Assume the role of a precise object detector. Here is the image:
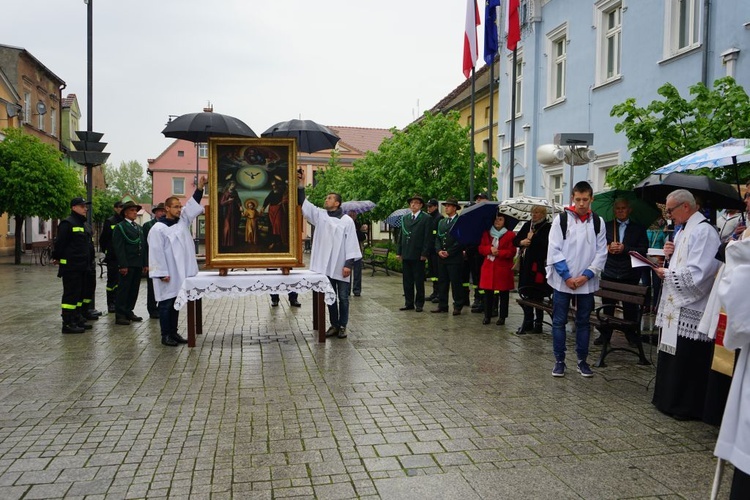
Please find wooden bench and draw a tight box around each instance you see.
[362,247,390,276]
[516,279,650,367]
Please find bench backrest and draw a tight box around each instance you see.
[371,247,389,257]
[595,280,649,306]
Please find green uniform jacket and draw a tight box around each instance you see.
[112,220,146,268]
[397,211,432,260]
[435,215,464,263]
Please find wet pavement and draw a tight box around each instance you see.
[0,257,732,499]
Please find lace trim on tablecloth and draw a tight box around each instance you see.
[175,276,336,310]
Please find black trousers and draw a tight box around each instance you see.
[437,260,464,310]
[597,277,640,341]
[82,268,96,311]
[61,272,85,316]
[115,267,142,317]
[401,259,426,308]
[105,260,119,305]
[146,274,158,316]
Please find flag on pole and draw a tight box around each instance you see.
[484,0,500,65]
[505,0,521,51]
[463,0,480,78]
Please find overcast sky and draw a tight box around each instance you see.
[4,0,488,168]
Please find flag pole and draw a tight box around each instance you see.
[508,47,517,198]
[488,59,494,196]
[470,67,476,201]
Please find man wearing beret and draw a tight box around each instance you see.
[99,200,124,313]
[112,201,147,325]
[143,203,166,319]
[52,197,95,334]
[432,197,466,315]
[397,195,432,312]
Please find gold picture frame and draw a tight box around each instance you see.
[205,137,303,270]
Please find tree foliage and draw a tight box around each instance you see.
[0,128,82,263]
[607,77,750,189]
[103,160,152,203]
[305,112,493,222]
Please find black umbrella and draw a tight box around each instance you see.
[161,111,257,142]
[634,172,744,211]
[261,119,339,153]
[450,201,519,245]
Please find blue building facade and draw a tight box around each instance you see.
[495,0,750,203]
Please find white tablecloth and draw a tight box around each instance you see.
[175,269,336,310]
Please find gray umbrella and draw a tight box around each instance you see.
[161,111,257,143]
[262,119,340,153]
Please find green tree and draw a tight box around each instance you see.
[306,149,351,206]
[608,77,750,189]
[0,128,82,264]
[104,160,152,203]
[348,111,492,221]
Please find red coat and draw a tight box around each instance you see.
[478,230,516,291]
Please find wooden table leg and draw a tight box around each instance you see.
[187,301,195,347]
[313,291,326,343]
[196,298,203,337]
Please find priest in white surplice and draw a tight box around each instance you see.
[298,179,361,339]
[652,189,721,420]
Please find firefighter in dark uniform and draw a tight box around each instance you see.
[99,200,123,313]
[431,197,466,315]
[112,201,147,325]
[52,197,95,334]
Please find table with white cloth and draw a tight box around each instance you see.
[175,270,337,346]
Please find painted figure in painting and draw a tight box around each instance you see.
[243,199,260,245]
[219,180,242,249]
[263,177,289,251]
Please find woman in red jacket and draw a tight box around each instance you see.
[478,212,517,325]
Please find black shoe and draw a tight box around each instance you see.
[170,333,188,344]
[337,327,348,339]
[415,307,423,312]
[482,317,491,325]
[496,318,505,326]
[533,322,543,334]
[62,323,85,334]
[515,327,527,335]
[325,326,340,337]
[161,336,178,346]
[399,306,414,311]
[82,313,99,321]
[115,316,131,325]
[290,301,302,307]
[452,308,463,316]
[593,335,604,346]
[471,307,483,313]
[431,308,448,313]
[77,322,93,330]
[353,293,361,297]
[107,304,116,313]
[271,300,279,307]
[431,297,440,304]
[128,313,143,322]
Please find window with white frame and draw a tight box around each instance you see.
[50,108,57,137]
[595,0,622,85]
[590,152,619,193]
[544,167,565,206]
[508,51,524,117]
[37,107,45,131]
[23,93,31,123]
[198,143,208,157]
[546,24,567,104]
[172,177,185,196]
[515,178,525,196]
[665,0,700,57]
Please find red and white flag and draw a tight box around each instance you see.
[463,0,480,78]
[505,0,521,51]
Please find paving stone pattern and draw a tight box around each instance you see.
[0,259,734,499]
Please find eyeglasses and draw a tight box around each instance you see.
[665,203,684,215]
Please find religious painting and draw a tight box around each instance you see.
[205,137,303,270]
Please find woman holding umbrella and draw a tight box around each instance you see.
[513,205,553,334]
[478,212,517,326]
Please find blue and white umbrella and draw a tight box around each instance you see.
[341,200,376,214]
[385,208,411,228]
[653,138,750,174]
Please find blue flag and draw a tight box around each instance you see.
[484,0,500,65]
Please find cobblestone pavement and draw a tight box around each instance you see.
[0,259,732,499]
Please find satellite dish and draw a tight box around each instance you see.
[6,102,18,118]
[36,101,47,115]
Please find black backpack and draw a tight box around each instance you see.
[559,211,601,240]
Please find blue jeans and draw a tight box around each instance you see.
[328,278,350,328]
[159,297,179,339]
[552,290,594,362]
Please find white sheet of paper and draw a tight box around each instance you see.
[647,248,665,256]
[630,254,653,268]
